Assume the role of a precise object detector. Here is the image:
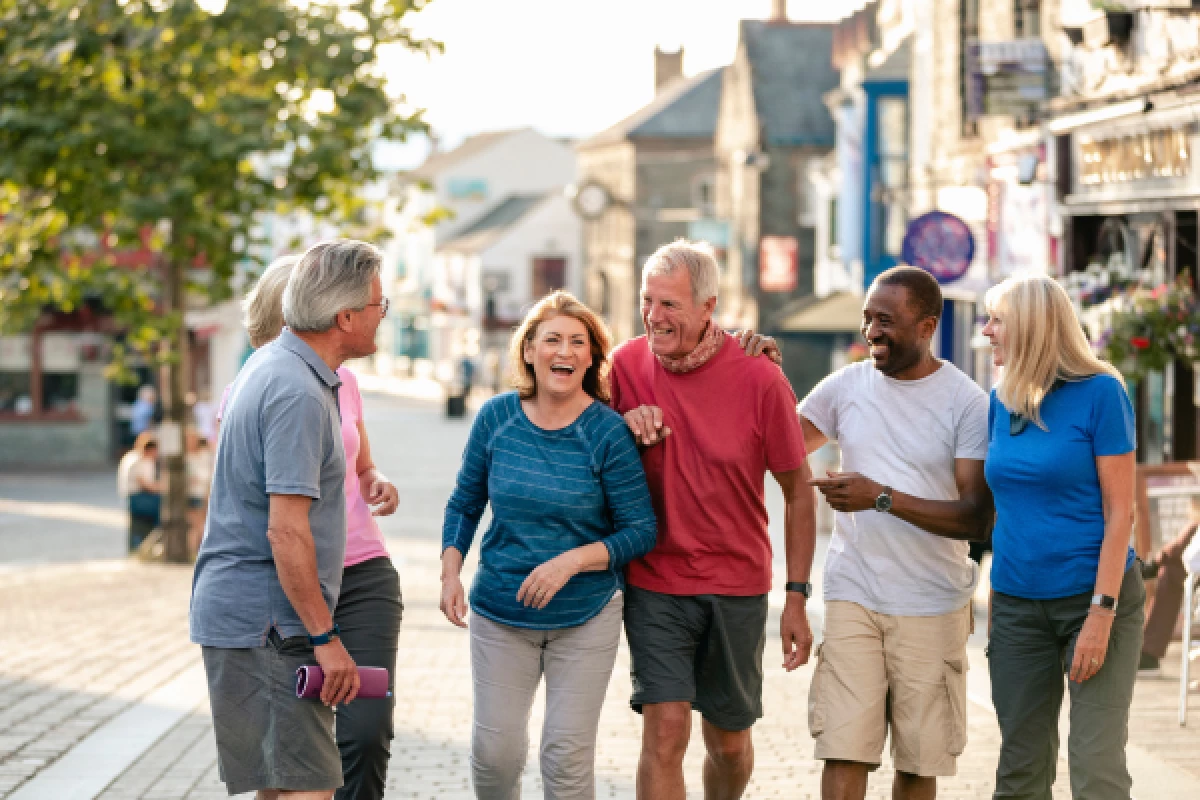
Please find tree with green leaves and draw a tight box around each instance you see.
[0,0,437,561]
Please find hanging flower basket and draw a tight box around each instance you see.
[1098,275,1200,381]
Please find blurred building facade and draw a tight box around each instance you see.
[385,128,577,383]
[576,54,725,343]
[806,0,1200,463]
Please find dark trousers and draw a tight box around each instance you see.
[334,557,403,800]
[1142,524,1198,659]
[988,564,1145,800]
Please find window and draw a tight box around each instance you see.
[532,257,567,299]
[1014,0,1040,38]
[0,332,83,418]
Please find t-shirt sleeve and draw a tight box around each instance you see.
[956,386,990,460]
[262,393,330,498]
[1090,376,1136,456]
[762,372,808,473]
[798,368,841,441]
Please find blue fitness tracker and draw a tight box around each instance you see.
[308,624,340,646]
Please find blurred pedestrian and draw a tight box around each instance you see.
[219,252,404,800]
[191,239,387,799]
[130,385,158,436]
[440,291,657,800]
[983,273,1144,799]
[613,241,815,800]
[799,266,992,799]
[118,431,162,551]
[185,430,213,558]
[1139,518,1199,677]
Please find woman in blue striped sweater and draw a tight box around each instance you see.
[440,291,658,800]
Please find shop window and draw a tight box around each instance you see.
[0,332,83,419]
[0,371,32,414]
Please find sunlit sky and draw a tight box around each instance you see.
[376,0,861,168]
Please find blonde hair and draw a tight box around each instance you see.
[508,291,614,402]
[242,255,298,348]
[642,239,721,305]
[985,273,1125,428]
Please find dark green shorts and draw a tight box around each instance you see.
[624,585,768,731]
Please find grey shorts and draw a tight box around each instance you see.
[201,630,342,795]
[624,585,768,731]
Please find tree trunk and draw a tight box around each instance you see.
[161,256,190,563]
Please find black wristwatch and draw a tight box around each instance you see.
[785,582,812,598]
[1091,593,1118,613]
[874,486,894,513]
[308,624,340,646]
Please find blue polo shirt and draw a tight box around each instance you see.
[985,374,1136,600]
[189,330,346,648]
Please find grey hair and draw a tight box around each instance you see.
[283,239,383,333]
[642,239,721,305]
[242,255,298,348]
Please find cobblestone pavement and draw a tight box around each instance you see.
[2,393,1200,799]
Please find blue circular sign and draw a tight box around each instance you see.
[901,211,975,283]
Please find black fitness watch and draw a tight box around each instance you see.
[785,582,813,598]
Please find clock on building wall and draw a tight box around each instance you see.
[573,182,611,219]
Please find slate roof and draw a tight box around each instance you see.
[580,68,724,149]
[439,194,549,254]
[740,21,839,148]
[411,129,525,181]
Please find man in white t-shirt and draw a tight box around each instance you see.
[798,266,992,800]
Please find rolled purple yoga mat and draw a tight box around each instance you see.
[295,665,392,699]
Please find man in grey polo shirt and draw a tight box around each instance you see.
[190,239,386,799]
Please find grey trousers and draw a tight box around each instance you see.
[988,564,1146,800]
[469,592,622,800]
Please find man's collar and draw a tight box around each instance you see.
[277,329,342,389]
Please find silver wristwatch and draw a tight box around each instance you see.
[874,486,893,513]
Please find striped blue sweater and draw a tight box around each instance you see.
[442,392,657,629]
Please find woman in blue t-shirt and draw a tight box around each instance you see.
[440,291,657,799]
[982,273,1145,798]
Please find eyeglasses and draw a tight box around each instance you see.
[362,298,389,318]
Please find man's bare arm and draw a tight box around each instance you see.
[811,458,993,541]
[267,494,335,634]
[800,416,828,456]
[773,464,817,671]
[267,493,360,705]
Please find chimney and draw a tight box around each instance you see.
[654,46,684,94]
[770,0,788,22]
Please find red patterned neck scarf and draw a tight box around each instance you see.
[656,323,727,374]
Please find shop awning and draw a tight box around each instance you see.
[774,291,864,334]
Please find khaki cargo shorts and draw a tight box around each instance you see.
[808,600,972,777]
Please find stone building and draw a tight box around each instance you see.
[714,14,839,333]
[576,52,724,343]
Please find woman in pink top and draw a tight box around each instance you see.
[220,255,402,800]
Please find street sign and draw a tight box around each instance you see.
[901,211,975,283]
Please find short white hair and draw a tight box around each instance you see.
[283,239,382,333]
[642,239,720,305]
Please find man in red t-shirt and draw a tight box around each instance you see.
[612,239,817,800]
